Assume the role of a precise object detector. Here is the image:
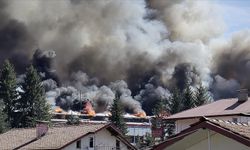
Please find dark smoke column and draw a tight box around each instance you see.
[33,48,60,87]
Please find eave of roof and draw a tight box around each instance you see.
[57,125,108,150]
[17,123,137,150]
[165,98,250,120]
[165,113,243,121]
[153,117,250,150]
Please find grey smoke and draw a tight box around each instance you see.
[33,48,60,86]
[211,30,250,99]
[1,0,250,114]
[211,75,240,99]
[135,84,170,115]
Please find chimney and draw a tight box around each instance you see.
[36,121,49,138]
[237,89,248,102]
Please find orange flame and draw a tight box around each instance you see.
[133,111,146,118]
[83,101,96,116]
[54,107,63,113]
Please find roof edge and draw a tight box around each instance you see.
[165,113,242,121]
[153,117,250,150]
[58,123,136,150]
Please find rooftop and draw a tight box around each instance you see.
[0,123,107,150]
[207,118,250,139]
[166,98,250,120]
[153,117,250,150]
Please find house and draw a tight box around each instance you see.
[165,89,250,133]
[0,122,137,150]
[153,117,250,150]
[52,113,152,146]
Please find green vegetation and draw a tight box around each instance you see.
[0,60,18,128]
[109,93,127,135]
[0,100,8,133]
[152,84,211,140]
[182,85,195,111]
[67,114,80,125]
[19,66,51,127]
[195,84,210,106]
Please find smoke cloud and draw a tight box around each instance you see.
[0,0,249,115]
[210,30,250,99]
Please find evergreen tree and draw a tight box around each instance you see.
[0,60,18,128]
[67,114,80,125]
[19,65,51,127]
[195,84,210,106]
[152,98,166,117]
[182,85,195,111]
[169,88,182,114]
[110,93,127,135]
[152,99,168,141]
[0,100,8,133]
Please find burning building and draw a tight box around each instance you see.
[82,100,96,116]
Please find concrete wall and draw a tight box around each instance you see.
[63,128,129,150]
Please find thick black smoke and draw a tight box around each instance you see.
[33,49,60,87]
[1,0,249,115]
[0,0,34,73]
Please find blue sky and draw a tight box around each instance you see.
[213,0,250,37]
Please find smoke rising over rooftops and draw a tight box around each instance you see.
[0,0,249,114]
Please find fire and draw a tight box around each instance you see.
[83,101,96,116]
[133,111,146,118]
[54,107,63,113]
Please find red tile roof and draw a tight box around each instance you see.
[166,98,250,120]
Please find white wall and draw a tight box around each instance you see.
[186,131,249,150]
[175,118,199,133]
[166,129,250,150]
[63,128,130,150]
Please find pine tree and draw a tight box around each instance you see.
[19,65,51,127]
[67,114,80,125]
[182,85,195,111]
[0,60,18,128]
[195,84,210,106]
[152,99,168,141]
[169,88,182,114]
[0,100,8,133]
[110,93,127,135]
[152,98,166,117]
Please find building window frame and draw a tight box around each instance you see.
[232,117,238,123]
[76,140,81,149]
[89,137,94,148]
[116,139,120,150]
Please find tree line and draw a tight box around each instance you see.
[109,84,211,147]
[0,60,50,133]
[152,83,211,142]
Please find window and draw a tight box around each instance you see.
[76,140,81,148]
[232,118,238,123]
[89,137,94,148]
[116,140,120,150]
